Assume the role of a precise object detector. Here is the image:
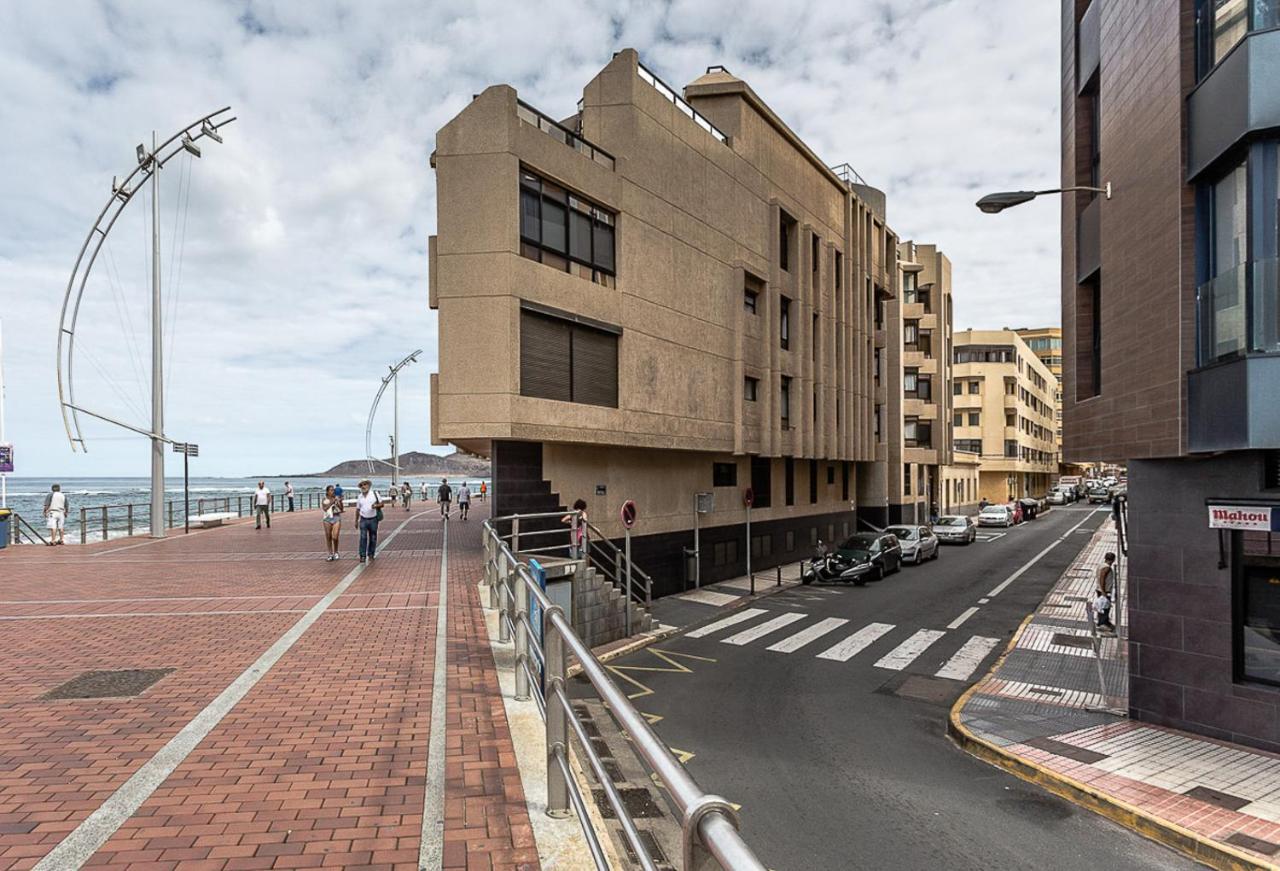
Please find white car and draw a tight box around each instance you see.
[1046,489,1068,505]
[884,525,940,564]
[977,505,1013,528]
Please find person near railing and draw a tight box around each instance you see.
[253,481,272,529]
[457,482,471,521]
[321,485,343,561]
[43,484,69,546]
[561,499,588,557]
[285,481,295,512]
[479,480,486,501]
[354,479,383,562]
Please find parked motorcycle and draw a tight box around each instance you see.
[801,541,874,586]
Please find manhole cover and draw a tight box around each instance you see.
[887,675,962,706]
[1024,736,1109,763]
[42,668,174,700]
[1226,832,1280,855]
[1051,633,1094,649]
[1183,785,1250,811]
[592,787,665,819]
[1027,686,1064,697]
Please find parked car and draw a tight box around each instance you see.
[932,515,977,545]
[1046,489,1068,506]
[835,532,903,580]
[885,525,940,564]
[1087,486,1112,504]
[978,505,1013,528]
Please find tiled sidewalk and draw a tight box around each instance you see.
[0,502,539,870]
[953,520,1280,869]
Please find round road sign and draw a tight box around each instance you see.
[743,487,754,508]
[620,500,638,529]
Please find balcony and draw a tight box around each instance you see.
[1189,23,1280,178]
[516,100,615,170]
[1197,258,1279,364]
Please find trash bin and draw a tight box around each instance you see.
[0,508,11,549]
[683,547,697,588]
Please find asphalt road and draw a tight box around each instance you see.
[604,505,1198,870]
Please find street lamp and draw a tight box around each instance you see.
[976,182,1111,213]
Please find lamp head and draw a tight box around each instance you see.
[976,190,1038,213]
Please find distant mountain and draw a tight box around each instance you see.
[288,451,490,479]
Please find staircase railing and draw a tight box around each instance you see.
[481,514,764,871]
[10,512,49,545]
[583,517,653,608]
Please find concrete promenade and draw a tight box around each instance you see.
[0,500,539,870]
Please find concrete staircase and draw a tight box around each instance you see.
[574,564,655,649]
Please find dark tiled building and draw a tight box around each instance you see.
[1062,0,1280,750]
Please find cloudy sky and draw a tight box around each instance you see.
[1,0,1061,478]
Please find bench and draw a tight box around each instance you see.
[189,512,237,529]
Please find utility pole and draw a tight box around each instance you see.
[393,367,400,488]
[0,318,7,508]
[150,131,165,539]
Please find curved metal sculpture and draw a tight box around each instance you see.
[56,107,236,450]
[365,350,422,474]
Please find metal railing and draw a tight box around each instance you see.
[830,162,869,187]
[516,100,616,170]
[636,61,729,144]
[8,513,49,545]
[481,515,765,871]
[65,491,327,544]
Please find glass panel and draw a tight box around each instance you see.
[1214,164,1248,275]
[516,104,539,127]
[1213,0,1250,63]
[1257,0,1280,29]
[541,197,568,254]
[592,221,615,273]
[1253,258,1280,353]
[520,188,540,242]
[569,210,592,262]
[1242,562,1280,686]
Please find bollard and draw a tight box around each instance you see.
[512,515,521,555]
[514,574,531,701]
[199,498,205,516]
[80,507,87,544]
[777,564,782,587]
[101,506,109,542]
[127,504,134,537]
[544,605,571,818]
[168,501,174,530]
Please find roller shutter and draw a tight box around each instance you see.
[520,311,571,402]
[571,325,618,408]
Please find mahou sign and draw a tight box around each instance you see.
[1208,505,1280,531]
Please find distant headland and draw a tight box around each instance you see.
[270,450,491,479]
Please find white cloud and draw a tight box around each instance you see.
[0,0,1060,476]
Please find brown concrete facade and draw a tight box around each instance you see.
[430,50,899,590]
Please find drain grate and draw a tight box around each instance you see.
[1183,785,1250,811]
[42,668,174,700]
[592,787,665,819]
[1024,736,1109,763]
[1226,832,1280,855]
[1027,686,1065,697]
[619,828,670,867]
[1051,633,1094,649]
[883,675,962,706]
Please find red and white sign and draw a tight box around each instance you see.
[620,500,638,529]
[1208,505,1274,531]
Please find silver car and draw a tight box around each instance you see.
[932,515,977,545]
[885,525,940,563]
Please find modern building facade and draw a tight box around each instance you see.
[1016,326,1065,463]
[1061,0,1280,750]
[881,241,955,523]
[952,329,1058,503]
[430,50,901,594]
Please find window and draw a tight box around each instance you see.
[904,368,918,394]
[918,329,932,358]
[812,232,820,276]
[785,456,795,506]
[812,313,819,361]
[969,412,980,426]
[519,170,615,284]
[954,412,964,428]
[780,210,796,272]
[1202,161,1249,361]
[713,539,739,567]
[809,459,818,504]
[750,456,772,509]
[918,287,931,314]
[713,462,737,487]
[785,530,796,552]
[903,464,912,495]
[1197,0,1251,76]
[904,418,932,449]
[751,534,773,558]
[780,376,792,427]
[841,461,849,501]
[904,320,919,347]
[744,376,758,402]
[953,381,963,396]
[827,465,836,485]
[744,288,758,314]
[969,381,981,394]
[834,251,843,291]
[1236,532,1280,685]
[1006,411,1016,427]
[955,439,982,454]
[1005,440,1019,459]
[902,271,917,304]
[519,308,618,407]
[1077,275,1103,397]
[780,297,791,350]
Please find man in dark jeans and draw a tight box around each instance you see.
[254,481,271,529]
[437,478,452,518]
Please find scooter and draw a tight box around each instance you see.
[801,541,872,586]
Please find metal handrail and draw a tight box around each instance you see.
[9,512,49,546]
[482,516,765,871]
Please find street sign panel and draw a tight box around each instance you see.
[620,499,638,529]
[0,443,12,473]
[743,487,754,508]
[696,492,714,514]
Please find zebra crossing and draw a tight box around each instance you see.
[683,607,1000,682]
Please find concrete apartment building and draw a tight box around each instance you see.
[1016,326,1065,462]
[952,329,1058,503]
[878,240,957,523]
[1061,0,1280,751]
[429,50,901,594]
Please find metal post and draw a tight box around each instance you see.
[693,495,701,590]
[624,527,633,636]
[185,452,191,534]
[101,505,108,542]
[498,562,512,644]
[127,504,134,537]
[149,131,165,539]
[80,507,86,544]
[168,500,173,529]
[392,369,400,489]
[514,573,531,701]
[512,515,521,555]
[544,606,571,818]
[746,505,754,596]
[777,564,781,587]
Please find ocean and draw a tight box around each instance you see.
[1,474,491,543]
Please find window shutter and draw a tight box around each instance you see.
[520,311,572,402]
[570,325,618,407]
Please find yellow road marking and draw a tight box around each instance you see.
[607,648,717,700]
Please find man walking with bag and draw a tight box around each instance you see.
[355,479,383,563]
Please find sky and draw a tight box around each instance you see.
[0,0,1062,477]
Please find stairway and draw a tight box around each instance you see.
[573,565,655,648]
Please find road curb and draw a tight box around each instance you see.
[948,618,1276,871]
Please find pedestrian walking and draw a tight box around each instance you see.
[43,484,68,546]
[1097,551,1117,600]
[321,485,343,560]
[437,478,452,518]
[254,481,271,529]
[355,479,383,563]
[457,482,471,521]
[420,480,429,501]
[1094,588,1116,633]
[479,481,487,502]
[561,498,588,557]
[401,481,412,511]
[285,481,295,512]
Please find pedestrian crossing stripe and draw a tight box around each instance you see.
[874,629,946,670]
[721,612,807,645]
[686,607,769,638]
[766,617,849,653]
[935,636,1001,681]
[816,622,894,662]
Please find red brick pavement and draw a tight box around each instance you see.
[0,501,541,870]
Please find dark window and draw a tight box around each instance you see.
[904,320,919,347]
[954,412,964,428]
[955,439,982,454]
[519,309,618,407]
[785,530,796,552]
[780,297,791,350]
[780,376,792,428]
[750,456,772,509]
[1238,532,1280,686]
[969,381,980,394]
[841,462,849,501]
[713,539,739,567]
[904,418,932,449]
[519,170,616,281]
[969,412,980,426]
[809,459,818,504]
[918,329,933,358]
[744,376,758,402]
[953,381,963,396]
[902,271,917,303]
[834,250,843,291]
[827,465,836,485]
[744,288,758,314]
[1005,439,1019,458]
[919,287,931,314]
[1076,275,1102,398]
[904,464,912,495]
[752,534,773,558]
[713,462,737,487]
[785,456,795,506]
[812,232,820,276]
[812,313,819,361]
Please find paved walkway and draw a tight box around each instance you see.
[954,520,1280,869]
[0,501,539,870]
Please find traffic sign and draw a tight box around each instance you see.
[620,499,638,529]
[172,442,199,456]
[743,487,754,508]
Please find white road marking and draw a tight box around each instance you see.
[677,589,741,607]
[947,606,979,630]
[874,629,946,671]
[721,612,807,646]
[978,598,990,604]
[686,608,769,638]
[767,617,849,653]
[32,511,432,871]
[986,510,1102,598]
[816,622,895,662]
[935,636,1001,681]
[419,515,450,871]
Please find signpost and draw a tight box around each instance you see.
[620,500,637,634]
[743,487,754,595]
[172,442,199,533]
[693,492,713,589]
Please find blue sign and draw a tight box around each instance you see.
[528,559,547,689]
[0,444,11,473]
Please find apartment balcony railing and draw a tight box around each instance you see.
[830,162,869,187]
[516,100,616,170]
[637,61,729,144]
[1196,257,1280,365]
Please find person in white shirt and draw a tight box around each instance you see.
[254,481,271,529]
[285,481,295,512]
[457,483,472,521]
[354,479,384,562]
[321,484,343,561]
[420,481,429,501]
[43,484,69,545]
